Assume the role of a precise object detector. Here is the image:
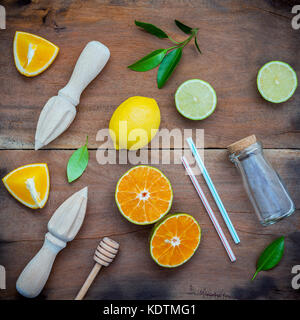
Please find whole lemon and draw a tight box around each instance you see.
[109,96,161,150]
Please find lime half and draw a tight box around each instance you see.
[257,61,297,103]
[175,79,217,120]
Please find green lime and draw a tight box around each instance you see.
[257,61,297,103]
[175,79,217,120]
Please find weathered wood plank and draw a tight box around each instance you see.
[0,149,299,299]
[1,230,300,300]
[1,0,299,301]
[0,149,299,241]
[0,0,299,149]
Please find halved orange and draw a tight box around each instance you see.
[2,163,50,209]
[115,165,173,225]
[13,31,59,77]
[150,213,201,268]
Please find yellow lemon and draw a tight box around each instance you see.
[109,96,161,150]
[13,31,59,77]
[2,163,50,209]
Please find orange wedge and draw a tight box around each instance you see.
[115,165,173,225]
[150,213,201,268]
[2,163,50,209]
[13,31,59,77]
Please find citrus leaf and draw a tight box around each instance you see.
[175,19,193,34]
[128,49,167,72]
[252,236,285,280]
[67,136,89,183]
[194,37,202,54]
[157,47,182,89]
[135,20,168,39]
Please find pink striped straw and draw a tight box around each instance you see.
[181,156,236,262]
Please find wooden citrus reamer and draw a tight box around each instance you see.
[35,41,110,150]
[75,237,119,300]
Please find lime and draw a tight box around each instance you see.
[175,79,217,120]
[257,61,297,103]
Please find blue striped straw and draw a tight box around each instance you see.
[182,156,236,262]
[186,137,240,244]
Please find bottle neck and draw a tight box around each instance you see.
[229,142,263,163]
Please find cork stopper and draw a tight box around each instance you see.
[227,135,257,154]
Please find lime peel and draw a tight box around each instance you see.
[175,79,217,120]
[257,61,297,103]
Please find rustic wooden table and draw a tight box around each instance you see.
[0,0,299,300]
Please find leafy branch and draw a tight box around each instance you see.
[128,20,201,89]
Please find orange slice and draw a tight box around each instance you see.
[150,213,201,268]
[2,163,50,209]
[115,165,173,225]
[13,31,59,77]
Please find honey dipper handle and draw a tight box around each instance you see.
[58,41,110,106]
[75,263,102,300]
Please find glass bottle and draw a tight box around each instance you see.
[227,135,295,226]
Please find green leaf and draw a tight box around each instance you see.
[175,19,193,34]
[67,136,89,183]
[194,37,202,54]
[252,236,285,281]
[135,20,168,39]
[157,47,182,89]
[128,49,167,72]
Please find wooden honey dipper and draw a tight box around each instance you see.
[75,237,119,300]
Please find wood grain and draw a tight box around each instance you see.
[0,149,299,300]
[0,0,299,149]
[0,0,299,300]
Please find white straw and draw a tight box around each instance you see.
[182,156,236,262]
[186,137,240,244]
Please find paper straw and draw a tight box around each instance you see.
[181,156,236,262]
[186,137,240,244]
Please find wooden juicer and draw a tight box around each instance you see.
[75,237,119,300]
